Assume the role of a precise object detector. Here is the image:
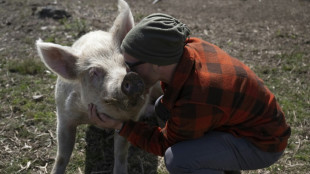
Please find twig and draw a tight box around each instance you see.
[152,0,161,5]
[139,156,144,174]
[36,163,48,173]
[286,163,305,168]
[78,167,83,174]
[292,137,301,157]
[17,161,31,173]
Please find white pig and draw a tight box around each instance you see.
[36,0,150,173]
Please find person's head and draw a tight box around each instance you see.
[121,13,190,88]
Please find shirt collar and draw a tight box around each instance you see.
[161,43,195,110]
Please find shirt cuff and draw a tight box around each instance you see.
[119,120,136,138]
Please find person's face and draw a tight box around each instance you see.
[123,53,159,90]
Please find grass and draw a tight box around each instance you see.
[256,51,309,125]
[7,58,45,75]
[249,50,310,173]
[0,57,57,173]
[1,32,309,174]
[1,37,309,174]
[59,18,88,38]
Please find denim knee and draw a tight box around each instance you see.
[165,145,231,174]
[164,147,192,174]
[165,147,182,174]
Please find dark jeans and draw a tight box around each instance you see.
[164,131,283,174]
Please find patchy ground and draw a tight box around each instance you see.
[0,0,309,173]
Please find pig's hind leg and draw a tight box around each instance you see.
[113,133,130,174]
[51,114,78,174]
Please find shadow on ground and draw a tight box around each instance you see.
[85,115,160,174]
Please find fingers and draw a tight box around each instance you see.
[88,103,92,119]
[87,103,122,129]
[88,103,94,119]
[88,103,101,123]
[91,104,101,121]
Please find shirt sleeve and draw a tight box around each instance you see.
[119,103,227,156]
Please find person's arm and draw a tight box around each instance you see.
[88,102,226,156]
[120,103,227,156]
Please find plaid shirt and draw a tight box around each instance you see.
[120,37,291,156]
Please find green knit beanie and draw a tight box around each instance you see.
[121,13,190,66]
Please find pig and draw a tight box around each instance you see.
[36,0,151,173]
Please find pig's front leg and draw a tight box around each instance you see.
[51,116,78,174]
[113,132,130,174]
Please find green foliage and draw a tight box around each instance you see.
[251,50,310,173]
[254,51,309,126]
[8,58,46,75]
[59,18,88,38]
[44,36,56,43]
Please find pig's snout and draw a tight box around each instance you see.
[121,72,145,98]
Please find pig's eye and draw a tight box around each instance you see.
[90,70,98,77]
[89,67,105,80]
[103,99,110,104]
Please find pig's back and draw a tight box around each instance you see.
[72,30,113,53]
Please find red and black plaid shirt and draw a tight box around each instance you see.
[120,37,291,156]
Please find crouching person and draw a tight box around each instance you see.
[88,13,291,174]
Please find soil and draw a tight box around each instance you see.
[0,0,309,173]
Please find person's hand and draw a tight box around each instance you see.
[88,103,123,130]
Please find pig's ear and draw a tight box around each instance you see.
[109,0,134,46]
[36,39,79,80]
